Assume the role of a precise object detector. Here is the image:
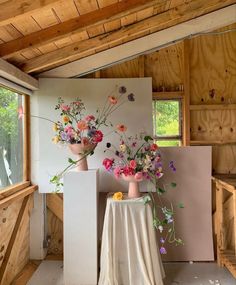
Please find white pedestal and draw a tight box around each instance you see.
[64,169,98,285]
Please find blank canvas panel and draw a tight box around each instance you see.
[158,146,213,261]
[31,78,153,193]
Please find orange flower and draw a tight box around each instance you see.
[113,192,123,201]
[77,120,88,130]
[109,96,118,105]
[63,115,70,123]
[117,124,127,132]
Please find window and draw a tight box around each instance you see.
[153,99,182,146]
[0,86,25,190]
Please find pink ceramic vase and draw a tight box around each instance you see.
[121,174,143,198]
[68,142,96,171]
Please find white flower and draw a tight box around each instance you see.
[158,226,163,233]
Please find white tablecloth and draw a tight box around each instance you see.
[98,195,165,285]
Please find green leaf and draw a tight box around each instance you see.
[171,182,177,188]
[178,202,184,208]
[157,187,165,194]
[68,158,76,164]
[153,218,158,229]
[143,195,151,204]
[144,135,153,142]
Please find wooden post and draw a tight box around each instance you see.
[234,192,236,257]
[23,95,31,182]
[182,39,190,146]
[216,183,224,266]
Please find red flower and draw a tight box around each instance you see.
[117,124,127,132]
[150,143,158,151]
[85,115,95,121]
[122,166,135,176]
[93,130,103,143]
[103,158,114,170]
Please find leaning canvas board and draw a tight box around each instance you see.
[31,78,153,193]
[158,146,214,261]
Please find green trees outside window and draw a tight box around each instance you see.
[0,86,23,190]
[153,100,182,147]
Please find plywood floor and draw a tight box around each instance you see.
[27,261,235,285]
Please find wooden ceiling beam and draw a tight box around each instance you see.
[21,0,236,74]
[0,0,161,58]
[0,0,61,27]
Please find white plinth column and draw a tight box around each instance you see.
[64,169,98,285]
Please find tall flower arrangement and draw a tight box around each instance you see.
[103,131,183,254]
[49,86,135,191]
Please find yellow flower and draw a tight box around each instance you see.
[53,123,58,131]
[120,144,126,152]
[63,115,70,123]
[113,192,123,201]
[52,136,59,144]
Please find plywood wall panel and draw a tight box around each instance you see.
[100,58,139,78]
[212,146,236,174]
[47,209,63,255]
[191,110,236,142]
[190,24,236,104]
[144,42,184,91]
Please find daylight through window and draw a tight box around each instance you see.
[153,99,182,147]
[0,86,24,190]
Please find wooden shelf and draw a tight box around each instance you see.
[190,140,236,146]
[190,104,236,111]
[152,91,184,100]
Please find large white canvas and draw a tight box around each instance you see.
[31,78,153,193]
[158,146,214,261]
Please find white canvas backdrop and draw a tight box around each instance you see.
[31,78,153,193]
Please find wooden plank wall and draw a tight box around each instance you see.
[46,23,236,257]
[0,195,34,285]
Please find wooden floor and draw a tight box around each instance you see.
[19,261,235,285]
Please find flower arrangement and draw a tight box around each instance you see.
[18,85,135,192]
[49,86,135,191]
[103,131,183,254]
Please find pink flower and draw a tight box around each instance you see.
[108,96,118,105]
[129,160,137,169]
[18,106,24,119]
[93,130,103,143]
[114,167,121,178]
[77,120,88,130]
[134,172,143,180]
[85,115,95,121]
[61,104,70,111]
[103,158,114,170]
[64,125,73,133]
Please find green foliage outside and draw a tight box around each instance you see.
[0,87,23,189]
[153,100,181,147]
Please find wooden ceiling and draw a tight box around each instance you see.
[0,0,235,76]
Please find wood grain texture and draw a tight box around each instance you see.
[190,23,236,105]
[21,0,236,73]
[0,195,33,285]
[47,208,63,256]
[145,43,184,91]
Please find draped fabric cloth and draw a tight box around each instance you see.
[98,196,165,285]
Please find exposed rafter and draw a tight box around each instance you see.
[39,5,236,78]
[0,0,61,27]
[21,0,236,74]
[0,0,160,58]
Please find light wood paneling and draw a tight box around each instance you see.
[145,43,184,91]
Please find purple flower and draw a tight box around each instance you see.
[160,237,165,244]
[115,151,120,157]
[87,129,96,137]
[128,93,135,101]
[106,142,111,148]
[119,86,127,94]
[61,132,68,141]
[167,218,173,224]
[160,246,167,254]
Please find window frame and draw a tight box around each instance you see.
[152,93,183,146]
[0,84,31,198]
